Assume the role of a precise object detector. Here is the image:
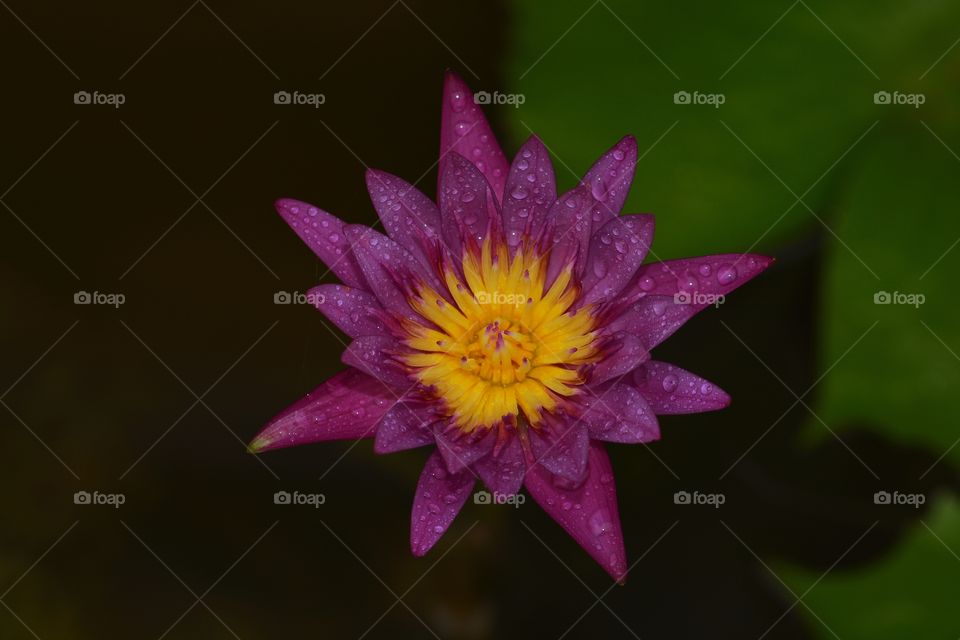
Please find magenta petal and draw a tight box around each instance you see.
[374,401,437,453]
[544,184,594,286]
[502,136,556,248]
[524,443,627,581]
[248,370,393,453]
[582,383,660,443]
[581,215,654,305]
[439,153,497,251]
[411,450,476,556]
[590,332,649,386]
[439,71,509,206]
[275,199,366,289]
[530,420,590,482]
[365,169,442,267]
[435,425,496,474]
[345,225,443,317]
[474,434,526,497]
[308,284,385,337]
[583,136,638,227]
[342,335,411,390]
[633,361,731,415]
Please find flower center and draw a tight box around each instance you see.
[400,238,600,432]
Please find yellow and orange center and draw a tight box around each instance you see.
[400,238,600,432]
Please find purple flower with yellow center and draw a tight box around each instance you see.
[249,71,772,581]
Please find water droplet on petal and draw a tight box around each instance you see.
[589,509,614,536]
[717,264,738,285]
[661,374,679,393]
[510,186,529,201]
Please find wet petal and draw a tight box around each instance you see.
[248,370,393,453]
[342,335,411,390]
[583,136,638,227]
[474,434,526,497]
[438,152,496,252]
[502,136,556,249]
[590,332,649,386]
[410,450,476,556]
[581,383,660,443]
[374,400,438,453]
[633,361,731,415]
[544,184,594,286]
[439,70,508,205]
[529,419,590,482]
[435,425,496,474]
[581,214,654,305]
[275,199,366,289]
[524,443,627,581]
[308,284,385,338]
[365,169,441,267]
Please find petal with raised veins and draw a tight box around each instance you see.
[633,361,731,415]
[524,442,628,581]
[275,198,366,289]
[248,369,394,453]
[411,450,476,556]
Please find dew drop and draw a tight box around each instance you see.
[717,264,738,285]
[661,374,678,393]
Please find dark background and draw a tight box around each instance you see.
[2,1,958,638]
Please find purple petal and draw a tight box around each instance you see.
[581,383,660,443]
[583,136,638,227]
[435,425,496,474]
[344,225,443,318]
[612,254,773,349]
[275,199,366,289]
[374,401,438,453]
[543,184,594,286]
[580,215,654,305]
[438,153,497,252]
[342,335,411,390]
[529,420,590,482]
[502,136,556,249]
[633,361,731,415]
[474,434,526,497]
[365,169,441,267]
[248,370,393,453]
[524,443,628,581]
[308,284,385,337]
[410,450,475,556]
[590,332,649,386]
[439,71,509,206]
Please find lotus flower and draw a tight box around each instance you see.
[249,71,772,581]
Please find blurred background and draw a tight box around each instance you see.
[2,1,959,637]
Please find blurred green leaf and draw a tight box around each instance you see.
[779,495,960,639]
